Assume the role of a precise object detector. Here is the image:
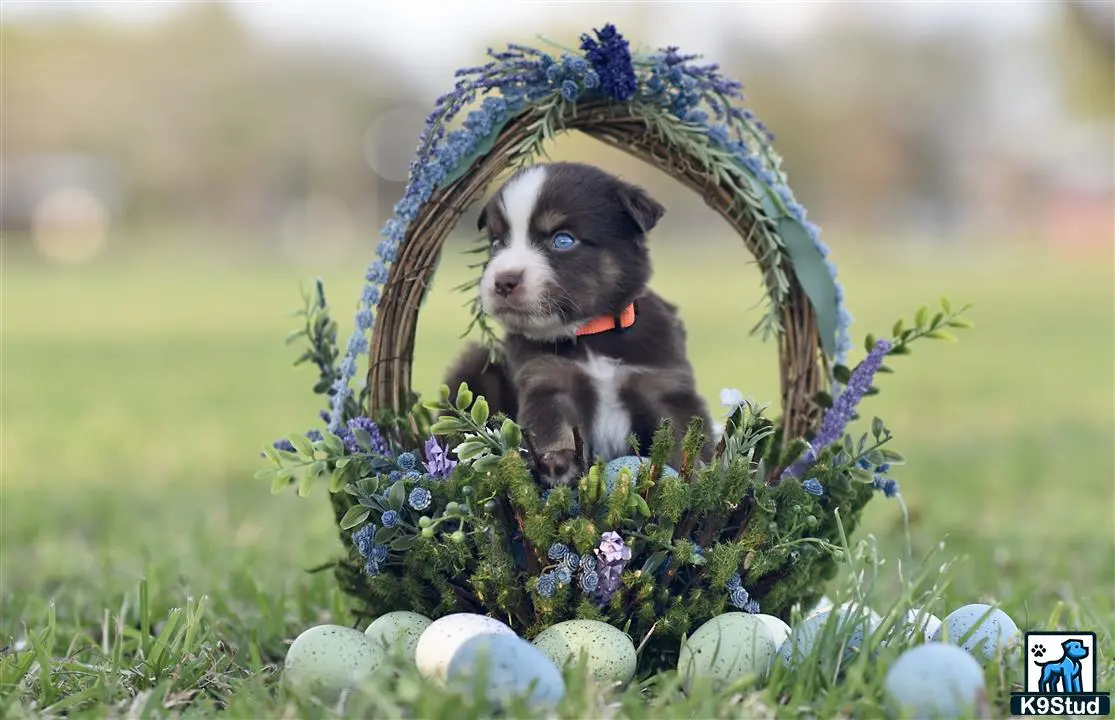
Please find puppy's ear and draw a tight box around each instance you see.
[616,182,665,234]
[476,205,489,232]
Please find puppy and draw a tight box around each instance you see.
[444,162,713,486]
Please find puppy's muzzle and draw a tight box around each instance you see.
[493,271,523,298]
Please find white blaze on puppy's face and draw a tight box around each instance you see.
[480,166,555,319]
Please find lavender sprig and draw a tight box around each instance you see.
[781,339,893,481]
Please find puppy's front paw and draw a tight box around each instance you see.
[536,448,579,487]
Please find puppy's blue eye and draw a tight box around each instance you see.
[551,232,577,251]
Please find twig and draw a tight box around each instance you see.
[571,425,587,475]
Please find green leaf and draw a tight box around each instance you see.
[813,391,833,409]
[339,505,371,530]
[843,434,854,455]
[914,304,930,329]
[864,334,876,353]
[391,535,420,551]
[328,464,349,493]
[926,330,958,342]
[472,455,500,474]
[947,318,974,329]
[270,471,291,495]
[641,550,670,575]
[296,469,314,498]
[930,312,945,329]
[430,417,467,435]
[322,432,345,455]
[261,445,280,464]
[453,441,489,461]
[864,386,880,396]
[879,449,906,464]
[455,383,474,412]
[375,526,395,544]
[850,465,874,482]
[832,364,852,385]
[889,344,912,356]
[470,396,490,426]
[500,419,522,450]
[289,433,314,458]
[388,480,406,511]
[891,319,905,337]
[877,364,894,374]
[335,456,351,469]
[634,495,651,517]
[940,296,952,314]
[871,417,885,439]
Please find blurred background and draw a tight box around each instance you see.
[3,1,1112,610]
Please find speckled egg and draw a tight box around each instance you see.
[807,595,834,618]
[415,613,517,682]
[447,633,565,708]
[603,456,679,493]
[779,603,881,667]
[679,612,780,688]
[283,624,385,700]
[531,619,637,684]
[364,611,432,664]
[884,642,987,717]
[754,614,792,649]
[930,603,1020,661]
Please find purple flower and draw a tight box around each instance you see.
[272,439,295,453]
[591,531,632,605]
[423,436,458,480]
[874,475,900,498]
[580,24,638,102]
[343,416,389,456]
[781,339,892,481]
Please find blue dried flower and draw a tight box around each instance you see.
[728,585,750,609]
[545,64,564,84]
[381,510,399,528]
[874,476,900,498]
[404,470,422,481]
[580,554,597,573]
[272,439,295,453]
[579,24,637,102]
[364,559,380,576]
[726,572,742,591]
[344,416,389,456]
[802,478,825,497]
[560,79,580,102]
[388,471,403,483]
[547,542,568,561]
[536,573,557,598]
[397,452,417,471]
[370,543,389,563]
[580,569,599,592]
[857,458,872,470]
[353,524,376,558]
[408,487,431,511]
[876,463,891,474]
[743,599,761,614]
[563,552,581,570]
[306,430,323,443]
[555,566,573,585]
[582,69,600,89]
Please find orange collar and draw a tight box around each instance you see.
[575,302,637,337]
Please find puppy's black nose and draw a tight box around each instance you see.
[493,271,522,297]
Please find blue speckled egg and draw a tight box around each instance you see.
[447,633,565,708]
[603,456,679,493]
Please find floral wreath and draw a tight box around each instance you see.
[259,24,972,672]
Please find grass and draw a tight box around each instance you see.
[2,234,1113,717]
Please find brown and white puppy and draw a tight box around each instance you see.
[444,162,712,486]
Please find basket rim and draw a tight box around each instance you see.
[366,99,828,448]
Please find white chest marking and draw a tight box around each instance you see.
[578,352,635,461]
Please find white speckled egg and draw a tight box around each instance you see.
[779,603,881,667]
[679,612,779,688]
[753,614,792,649]
[447,633,565,708]
[531,619,636,684]
[884,642,987,718]
[603,456,679,493]
[283,624,385,701]
[364,611,432,664]
[415,613,517,682]
[930,603,1020,661]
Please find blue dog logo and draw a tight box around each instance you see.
[1035,639,1089,693]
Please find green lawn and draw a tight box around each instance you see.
[3,235,1113,716]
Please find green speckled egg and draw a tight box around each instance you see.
[284,624,385,701]
[364,611,432,664]
[531,619,636,684]
[603,456,679,493]
[679,612,779,688]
